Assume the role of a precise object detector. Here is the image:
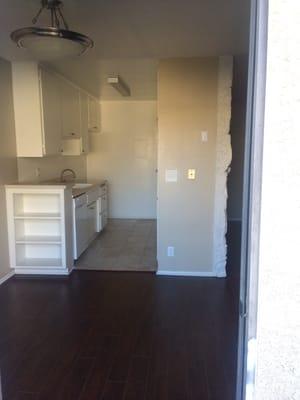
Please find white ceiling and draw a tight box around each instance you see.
[0,0,251,99]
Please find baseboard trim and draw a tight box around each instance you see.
[156,270,216,277]
[69,266,74,275]
[109,217,157,221]
[14,268,70,276]
[0,270,15,285]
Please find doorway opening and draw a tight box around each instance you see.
[75,81,158,272]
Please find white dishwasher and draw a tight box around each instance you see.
[86,187,99,243]
[86,200,97,243]
[73,186,105,260]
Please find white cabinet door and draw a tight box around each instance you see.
[101,194,108,213]
[102,211,108,228]
[74,203,88,259]
[60,79,81,138]
[88,96,101,132]
[40,69,62,156]
[96,198,102,232]
[12,62,44,157]
[86,201,97,242]
[80,91,89,154]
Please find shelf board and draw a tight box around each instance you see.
[16,236,62,245]
[14,213,61,220]
[16,258,63,268]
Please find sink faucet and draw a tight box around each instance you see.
[60,168,76,182]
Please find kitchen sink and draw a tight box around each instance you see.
[72,183,93,189]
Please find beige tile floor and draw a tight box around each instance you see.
[75,219,157,272]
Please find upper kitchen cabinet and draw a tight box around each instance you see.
[60,79,81,138]
[12,62,62,157]
[61,89,90,156]
[88,96,101,133]
[12,61,99,157]
[40,69,63,156]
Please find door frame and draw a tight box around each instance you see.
[236,0,268,399]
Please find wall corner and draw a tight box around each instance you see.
[213,55,233,278]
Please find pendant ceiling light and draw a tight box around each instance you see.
[11,0,93,60]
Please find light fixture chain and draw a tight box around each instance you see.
[57,6,69,30]
[53,8,60,28]
[32,0,69,29]
[32,4,46,24]
[50,8,54,27]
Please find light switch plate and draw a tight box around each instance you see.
[188,169,196,180]
[165,169,178,182]
[167,246,175,257]
[201,131,208,142]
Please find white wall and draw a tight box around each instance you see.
[87,101,157,219]
[256,1,300,398]
[17,156,87,183]
[0,57,18,281]
[157,57,232,274]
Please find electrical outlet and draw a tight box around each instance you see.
[167,246,175,257]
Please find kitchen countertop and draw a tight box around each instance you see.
[5,179,107,198]
[71,180,107,198]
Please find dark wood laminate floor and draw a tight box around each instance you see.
[0,223,241,400]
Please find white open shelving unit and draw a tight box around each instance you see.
[6,186,73,275]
